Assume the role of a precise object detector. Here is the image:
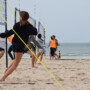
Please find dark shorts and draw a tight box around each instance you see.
[54,48,57,51]
[0,47,5,51]
[12,43,25,53]
[50,48,56,56]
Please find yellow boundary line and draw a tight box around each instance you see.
[0,5,65,90]
[0,2,5,11]
[7,13,13,21]
[7,3,14,15]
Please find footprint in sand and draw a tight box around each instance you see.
[58,78,64,81]
[70,76,77,79]
[77,73,85,76]
[81,78,87,81]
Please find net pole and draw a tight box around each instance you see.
[5,0,8,68]
[44,28,45,44]
[35,20,36,54]
[37,22,40,52]
[38,22,40,32]
[15,8,16,24]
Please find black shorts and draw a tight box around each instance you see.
[0,47,4,51]
[54,48,57,51]
[12,43,25,53]
[50,48,56,56]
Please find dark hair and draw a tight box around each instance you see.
[38,34,42,39]
[51,36,54,40]
[20,11,29,21]
[53,35,55,38]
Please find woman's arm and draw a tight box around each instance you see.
[0,30,14,38]
[31,27,37,35]
[47,41,51,48]
[28,25,37,35]
[0,23,18,38]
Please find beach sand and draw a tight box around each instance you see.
[0,57,90,90]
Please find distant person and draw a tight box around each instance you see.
[48,36,57,60]
[53,35,59,51]
[52,35,59,59]
[8,35,14,60]
[59,50,61,59]
[36,34,46,63]
[0,38,5,59]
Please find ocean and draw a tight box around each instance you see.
[7,43,90,59]
[45,43,90,59]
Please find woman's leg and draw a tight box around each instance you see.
[0,52,23,82]
[27,50,37,68]
[40,53,44,62]
[35,52,41,64]
[8,46,14,60]
[4,60,15,74]
[0,51,4,59]
[54,52,59,59]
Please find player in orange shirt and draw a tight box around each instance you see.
[48,36,59,60]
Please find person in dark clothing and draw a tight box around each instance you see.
[8,45,14,60]
[53,35,59,51]
[52,35,59,59]
[0,11,37,82]
[8,36,14,60]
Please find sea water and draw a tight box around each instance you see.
[45,43,90,59]
[7,43,90,59]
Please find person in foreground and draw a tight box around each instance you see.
[0,11,37,82]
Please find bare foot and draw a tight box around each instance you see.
[0,78,5,82]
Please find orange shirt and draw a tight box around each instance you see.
[49,40,56,48]
[8,35,14,45]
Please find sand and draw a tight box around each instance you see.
[0,57,90,90]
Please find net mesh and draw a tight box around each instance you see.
[38,22,45,43]
[15,8,36,27]
[28,17,36,27]
[15,8,20,23]
[0,0,5,25]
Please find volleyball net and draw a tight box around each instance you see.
[38,22,46,44]
[15,8,36,27]
[0,0,8,67]
[14,8,20,24]
[0,0,5,25]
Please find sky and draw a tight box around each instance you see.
[1,0,90,43]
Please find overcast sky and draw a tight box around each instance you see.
[3,0,90,43]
